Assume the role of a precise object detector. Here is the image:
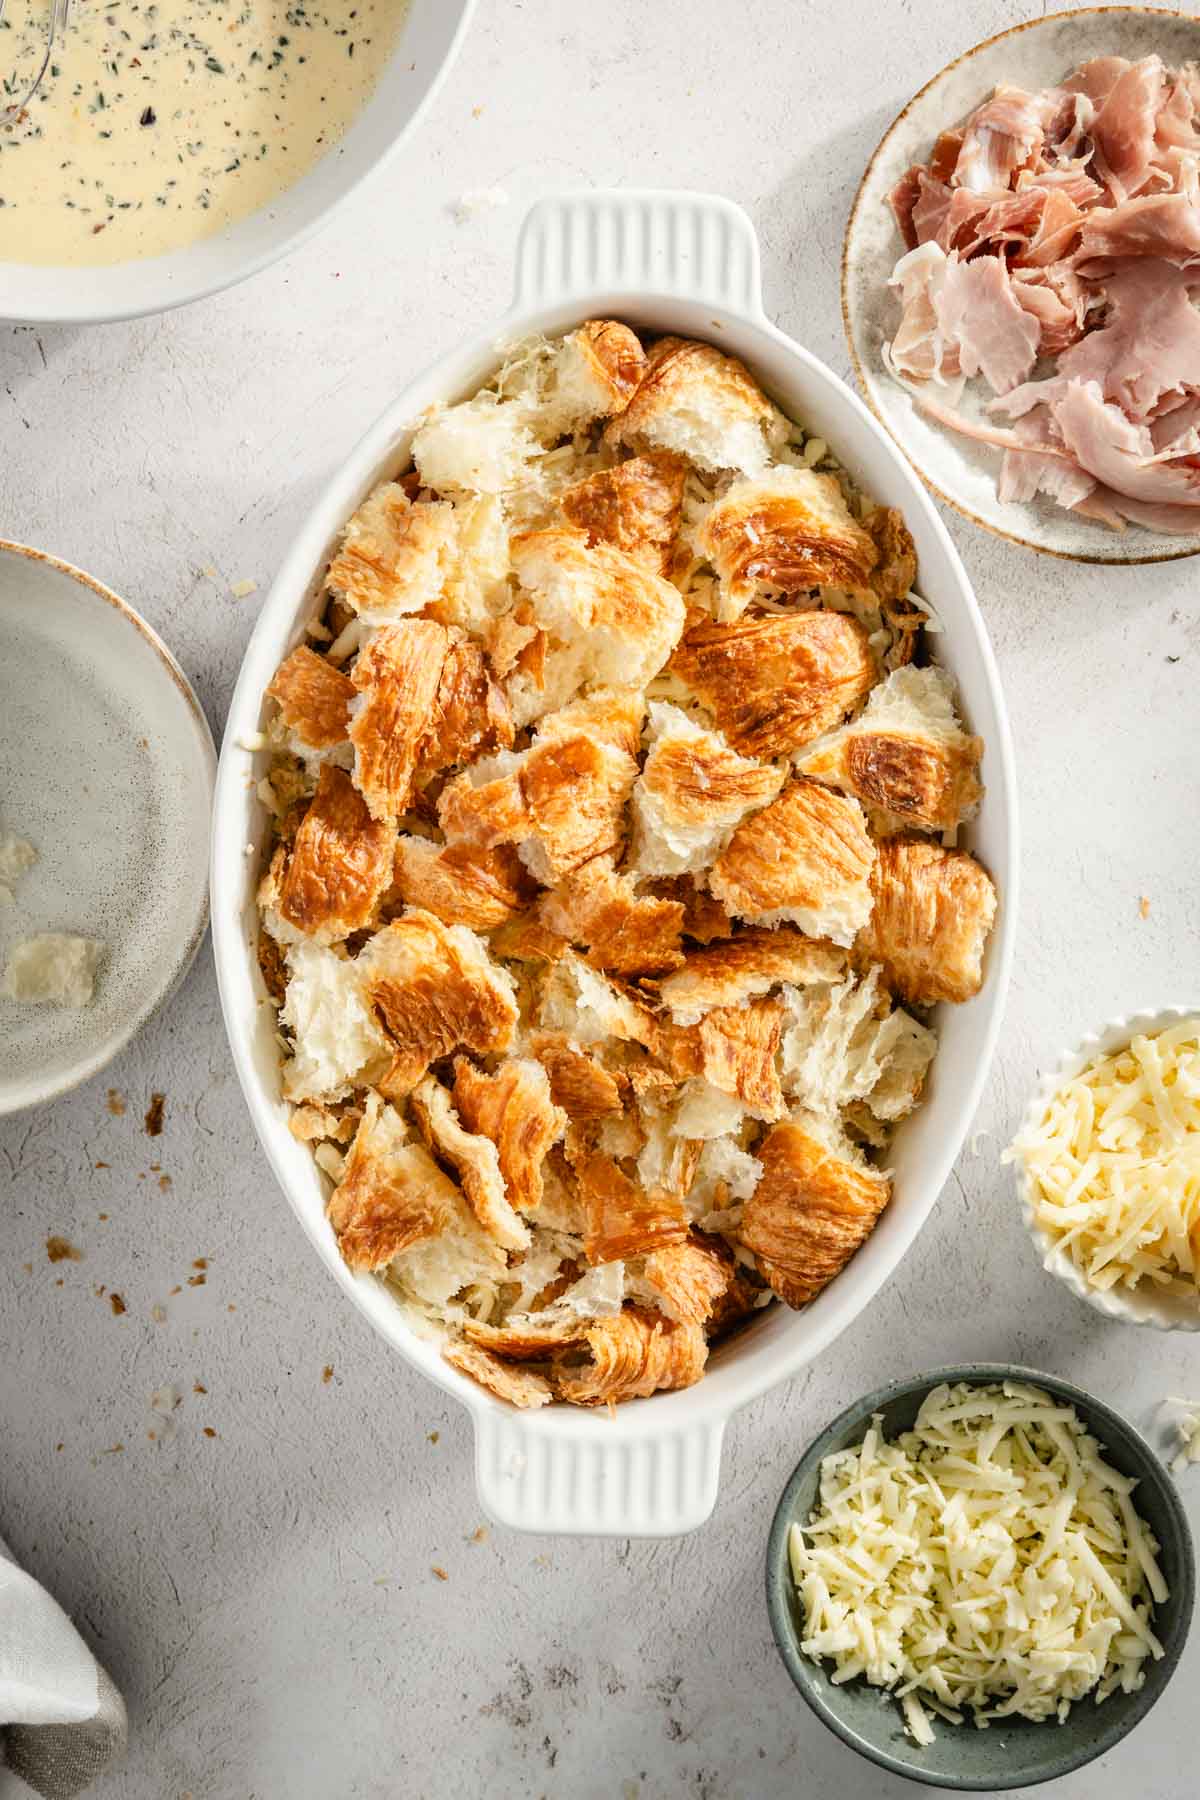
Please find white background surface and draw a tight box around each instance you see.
[2,2,1199,1795]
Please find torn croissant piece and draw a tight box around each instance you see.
[410,1074,530,1252]
[388,836,532,932]
[642,877,734,945]
[856,837,997,1007]
[708,779,877,946]
[552,1305,708,1406]
[631,702,786,879]
[559,449,687,574]
[535,319,648,439]
[656,927,846,1025]
[696,998,787,1121]
[864,506,918,606]
[452,1055,567,1215]
[538,858,685,976]
[489,911,570,966]
[668,609,877,760]
[697,467,886,619]
[266,645,354,753]
[639,1237,733,1325]
[738,1115,892,1306]
[443,1339,553,1410]
[438,720,638,886]
[349,620,450,822]
[327,1093,459,1272]
[325,482,457,620]
[578,1152,689,1264]
[462,1314,587,1358]
[797,666,983,834]
[604,336,788,477]
[534,687,645,759]
[262,765,395,944]
[527,1031,624,1122]
[357,909,518,1099]
[510,528,686,693]
[417,636,514,780]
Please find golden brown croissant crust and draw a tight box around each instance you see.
[738,1119,892,1306]
[668,609,876,759]
[856,836,997,1007]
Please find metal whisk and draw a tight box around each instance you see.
[0,0,70,124]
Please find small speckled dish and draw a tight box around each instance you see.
[1014,1006,1200,1331]
[0,542,215,1115]
[842,6,1200,564]
[766,1364,1194,1790]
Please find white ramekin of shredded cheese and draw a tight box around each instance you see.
[1008,1008,1200,1332]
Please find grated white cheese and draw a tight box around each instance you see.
[789,1381,1165,1744]
[1005,1021,1200,1298]
[1162,1396,1200,1473]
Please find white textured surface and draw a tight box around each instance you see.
[1,2,1199,1796]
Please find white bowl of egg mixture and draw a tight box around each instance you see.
[0,0,474,322]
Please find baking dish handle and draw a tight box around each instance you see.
[472,1410,727,1538]
[512,189,764,318]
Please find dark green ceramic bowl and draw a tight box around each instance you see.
[765,1363,1194,1790]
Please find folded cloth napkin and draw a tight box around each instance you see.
[0,1536,126,1799]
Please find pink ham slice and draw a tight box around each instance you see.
[953,85,1047,191]
[887,243,962,385]
[1077,190,1200,265]
[997,406,1096,509]
[934,254,1040,393]
[1088,55,1164,201]
[889,165,924,250]
[1057,260,1200,418]
[1053,378,1200,506]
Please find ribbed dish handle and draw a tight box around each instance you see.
[473,1412,727,1538]
[512,189,764,317]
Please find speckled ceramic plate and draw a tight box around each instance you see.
[842,6,1200,564]
[766,1364,1195,1789]
[0,543,215,1115]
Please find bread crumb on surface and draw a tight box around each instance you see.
[431,1565,449,1581]
[106,1089,125,1116]
[193,1382,207,1395]
[109,1293,126,1316]
[427,1430,440,1444]
[469,1525,489,1544]
[144,1092,166,1136]
[151,1304,167,1323]
[202,1426,218,1439]
[45,1236,82,1263]
[230,578,259,599]
[1139,895,1151,919]
[451,186,509,223]
[2,934,104,1007]
[322,1364,334,1384]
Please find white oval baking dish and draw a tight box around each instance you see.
[211,189,1018,1537]
[1015,1006,1200,1332]
[0,0,474,325]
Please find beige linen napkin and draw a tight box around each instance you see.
[0,1536,126,1798]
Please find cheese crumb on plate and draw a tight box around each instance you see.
[0,830,37,904]
[2,934,105,1007]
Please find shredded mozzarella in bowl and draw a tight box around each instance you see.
[788,1381,1167,1745]
[1007,1019,1200,1300]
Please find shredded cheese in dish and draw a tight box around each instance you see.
[1006,1021,1200,1298]
[789,1381,1166,1744]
